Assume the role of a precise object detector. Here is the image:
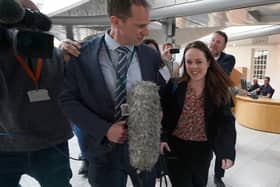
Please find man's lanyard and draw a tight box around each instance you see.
[15,54,43,88]
[103,39,135,81]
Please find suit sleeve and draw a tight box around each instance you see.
[59,57,112,145]
[221,55,236,75]
[215,103,236,162]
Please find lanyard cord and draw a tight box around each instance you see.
[14,54,43,88]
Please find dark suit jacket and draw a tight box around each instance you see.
[60,35,162,155]
[161,80,236,161]
[217,52,236,75]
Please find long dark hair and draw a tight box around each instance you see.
[142,38,165,68]
[142,39,160,52]
[180,41,233,107]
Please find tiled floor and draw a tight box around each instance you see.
[20,123,280,187]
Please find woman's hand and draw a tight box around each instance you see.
[221,158,234,170]
[160,142,171,154]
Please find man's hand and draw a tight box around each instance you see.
[59,39,81,61]
[106,121,128,144]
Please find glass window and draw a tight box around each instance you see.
[252,49,268,80]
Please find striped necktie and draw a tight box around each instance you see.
[114,46,130,121]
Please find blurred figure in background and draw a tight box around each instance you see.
[162,43,180,79]
[248,78,260,93]
[259,76,274,98]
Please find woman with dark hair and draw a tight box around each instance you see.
[143,39,165,68]
[143,39,175,82]
[143,39,160,52]
[160,41,236,187]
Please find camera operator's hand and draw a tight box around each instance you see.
[59,39,81,62]
[19,0,39,10]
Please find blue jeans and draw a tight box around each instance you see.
[0,142,72,187]
[72,124,87,160]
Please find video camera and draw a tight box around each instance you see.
[0,0,54,58]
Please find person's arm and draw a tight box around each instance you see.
[267,86,274,98]
[59,55,112,145]
[215,103,236,168]
[248,87,260,94]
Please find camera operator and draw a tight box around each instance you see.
[0,0,73,186]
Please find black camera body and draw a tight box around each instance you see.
[0,28,54,58]
[0,8,52,31]
[16,30,54,58]
[0,2,54,58]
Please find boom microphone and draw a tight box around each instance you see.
[0,0,25,24]
[127,81,161,172]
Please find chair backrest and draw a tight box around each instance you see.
[270,89,275,98]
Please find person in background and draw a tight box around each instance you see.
[60,0,163,186]
[248,78,260,93]
[162,43,180,79]
[143,38,171,84]
[72,124,89,176]
[209,31,235,76]
[59,40,89,177]
[160,41,236,187]
[143,39,160,53]
[259,76,274,98]
[0,0,73,186]
[209,30,236,187]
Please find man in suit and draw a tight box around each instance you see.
[60,0,162,186]
[210,31,235,76]
[209,30,236,187]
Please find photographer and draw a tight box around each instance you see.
[0,0,73,186]
[161,42,180,79]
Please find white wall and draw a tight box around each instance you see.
[226,44,280,99]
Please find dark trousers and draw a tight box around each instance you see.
[0,142,72,187]
[214,158,225,178]
[88,142,157,187]
[167,137,213,187]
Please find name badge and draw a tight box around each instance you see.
[121,103,129,117]
[27,89,51,102]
